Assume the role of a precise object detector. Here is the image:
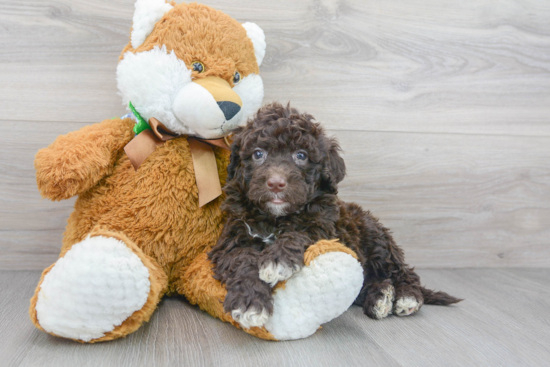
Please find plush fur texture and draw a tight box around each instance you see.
[117,45,192,134]
[30,2,365,342]
[30,112,364,342]
[35,235,152,342]
[30,117,232,340]
[30,2,268,342]
[131,0,174,49]
[241,22,266,66]
[122,3,260,77]
[265,248,363,340]
[30,228,168,343]
[35,115,231,286]
[118,2,265,139]
[209,103,462,321]
[181,240,363,341]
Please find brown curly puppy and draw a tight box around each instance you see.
[209,102,461,324]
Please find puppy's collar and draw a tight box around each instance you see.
[244,222,276,245]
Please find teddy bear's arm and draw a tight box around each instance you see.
[35,117,135,201]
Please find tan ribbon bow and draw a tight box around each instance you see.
[124,117,230,207]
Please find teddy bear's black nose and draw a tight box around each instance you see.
[217,101,241,121]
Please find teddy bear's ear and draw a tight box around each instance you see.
[131,0,173,49]
[242,22,266,67]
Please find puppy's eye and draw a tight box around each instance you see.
[233,71,241,85]
[296,151,307,160]
[253,149,266,161]
[192,61,204,73]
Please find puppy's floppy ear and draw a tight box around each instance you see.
[226,131,243,182]
[321,138,346,193]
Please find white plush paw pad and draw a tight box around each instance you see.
[259,262,297,287]
[372,285,395,319]
[264,252,364,340]
[35,236,151,342]
[232,307,269,329]
[393,296,421,317]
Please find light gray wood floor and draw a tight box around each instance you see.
[1,268,549,367]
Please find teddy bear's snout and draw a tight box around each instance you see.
[217,101,241,121]
[171,75,245,138]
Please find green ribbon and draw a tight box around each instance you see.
[129,101,151,135]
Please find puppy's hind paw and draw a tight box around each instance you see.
[232,307,269,329]
[373,285,395,319]
[364,284,395,320]
[259,262,298,287]
[394,297,422,317]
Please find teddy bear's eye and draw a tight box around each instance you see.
[233,71,241,85]
[192,61,204,73]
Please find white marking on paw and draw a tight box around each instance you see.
[373,285,395,319]
[35,236,151,342]
[259,262,297,287]
[264,252,364,340]
[394,296,422,316]
[232,307,269,329]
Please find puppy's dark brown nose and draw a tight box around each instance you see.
[267,176,287,193]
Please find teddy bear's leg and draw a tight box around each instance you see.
[263,240,364,340]
[179,239,363,341]
[177,252,277,340]
[29,229,168,343]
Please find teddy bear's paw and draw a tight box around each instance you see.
[263,251,363,340]
[259,261,299,287]
[394,296,422,317]
[34,235,151,342]
[232,307,270,329]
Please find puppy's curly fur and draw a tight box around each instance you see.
[209,103,461,326]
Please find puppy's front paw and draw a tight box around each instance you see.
[259,262,299,287]
[224,286,273,329]
[232,307,269,329]
[394,296,422,316]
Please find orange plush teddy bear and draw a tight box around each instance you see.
[29,0,363,342]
